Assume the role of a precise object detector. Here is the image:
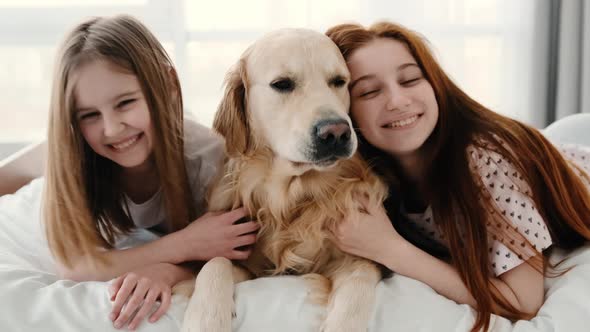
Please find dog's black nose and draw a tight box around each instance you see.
[316,121,351,145]
[311,119,352,161]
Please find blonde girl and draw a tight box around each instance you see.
[44,15,258,330]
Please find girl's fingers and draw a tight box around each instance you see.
[109,276,125,301]
[230,248,252,260]
[149,290,171,323]
[110,276,138,321]
[113,281,150,329]
[127,289,160,330]
[231,221,260,236]
[221,207,247,224]
[235,233,257,247]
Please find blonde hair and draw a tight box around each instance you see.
[44,15,195,268]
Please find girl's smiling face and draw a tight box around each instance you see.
[347,38,439,161]
[74,60,154,170]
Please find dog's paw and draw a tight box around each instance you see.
[181,291,234,332]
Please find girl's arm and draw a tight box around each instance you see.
[378,239,544,315]
[331,198,544,316]
[58,207,259,281]
[57,230,189,282]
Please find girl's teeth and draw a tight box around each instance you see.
[390,115,418,128]
[112,135,139,150]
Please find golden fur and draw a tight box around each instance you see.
[209,146,386,278]
[178,29,388,332]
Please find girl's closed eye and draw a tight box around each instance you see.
[116,98,137,109]
[399,67,424,87]
[355,85,381,98]
[400,76,422,86]
[360,89,380,98]
[78,111,100,121]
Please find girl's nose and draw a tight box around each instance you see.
[103,113,125,137]
[385,86,412,112]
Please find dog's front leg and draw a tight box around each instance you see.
[181,257,251,332]
[321,260,381,332]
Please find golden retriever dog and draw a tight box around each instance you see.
[177,28,388,332]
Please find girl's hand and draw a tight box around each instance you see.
[108,262,190,330]
[178,207,260,262]
[331,195,403,264]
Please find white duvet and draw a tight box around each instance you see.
[1,178,590,332]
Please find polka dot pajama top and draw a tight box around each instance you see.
[401,143,590,276]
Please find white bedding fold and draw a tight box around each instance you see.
[1,178,589,332]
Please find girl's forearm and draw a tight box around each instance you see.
[166,263,197,285]
[379,239,523,313]
[58,230,188,282]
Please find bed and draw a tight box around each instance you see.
[1,114,589,331]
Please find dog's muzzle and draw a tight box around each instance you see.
[310,119,354,163]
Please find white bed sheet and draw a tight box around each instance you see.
[1,178,590,331]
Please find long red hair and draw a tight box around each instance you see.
[327,21,590,331]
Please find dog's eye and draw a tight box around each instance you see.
[270,78,295,93]
[329,76,347,88]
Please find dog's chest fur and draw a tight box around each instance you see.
[230,155,375,276]
[209,153,385,278]
[240,167,341,276]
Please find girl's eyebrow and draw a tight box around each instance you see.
[75,106,96,113]
[110,90,140,102]
[397,63,419,71]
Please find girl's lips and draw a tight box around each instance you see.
[382,114,422,129]
[108,133,142,151]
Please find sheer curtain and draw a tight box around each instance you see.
[0,0,553,148]
[548,0,590,123]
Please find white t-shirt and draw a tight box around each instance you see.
[123,117,225,233]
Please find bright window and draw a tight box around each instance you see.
[0,0,545,145]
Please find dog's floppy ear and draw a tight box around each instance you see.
[213,58,251,156]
